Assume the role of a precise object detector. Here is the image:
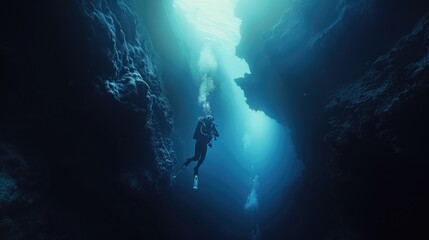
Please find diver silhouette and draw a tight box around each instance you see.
[175,115,219,177]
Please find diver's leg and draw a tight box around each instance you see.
[174,160,189,178]
[174,158,191,176]
[174,142,203,178]
[194,143,208,175]
[182,158,192,168]
[183,141,200,168]
[192,141,203,174]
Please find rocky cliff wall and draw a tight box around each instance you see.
[0,0,174,239]
[236,0,429,239]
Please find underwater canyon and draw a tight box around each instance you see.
[1,0,429,239]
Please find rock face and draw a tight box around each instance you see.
[321,14,429,238]
[81,0,175,180]
[0,0,174,239]
[237,0,429,239]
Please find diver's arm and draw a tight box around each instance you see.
[213,126,219,138]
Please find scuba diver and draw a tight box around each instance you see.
[174,115,219,184]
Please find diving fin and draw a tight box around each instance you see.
[193,174,198,190]
[173,165,186,179]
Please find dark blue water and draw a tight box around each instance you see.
[169,72,302,239]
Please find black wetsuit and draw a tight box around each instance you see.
[184,118,219,174]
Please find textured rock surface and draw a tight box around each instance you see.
[81,0,175,181]
[236,0,429,239]
[0,145,49,239]
[325,14,429,158]
[322,14,428,239]
[237,0,429,127]
[0,0,174,239]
